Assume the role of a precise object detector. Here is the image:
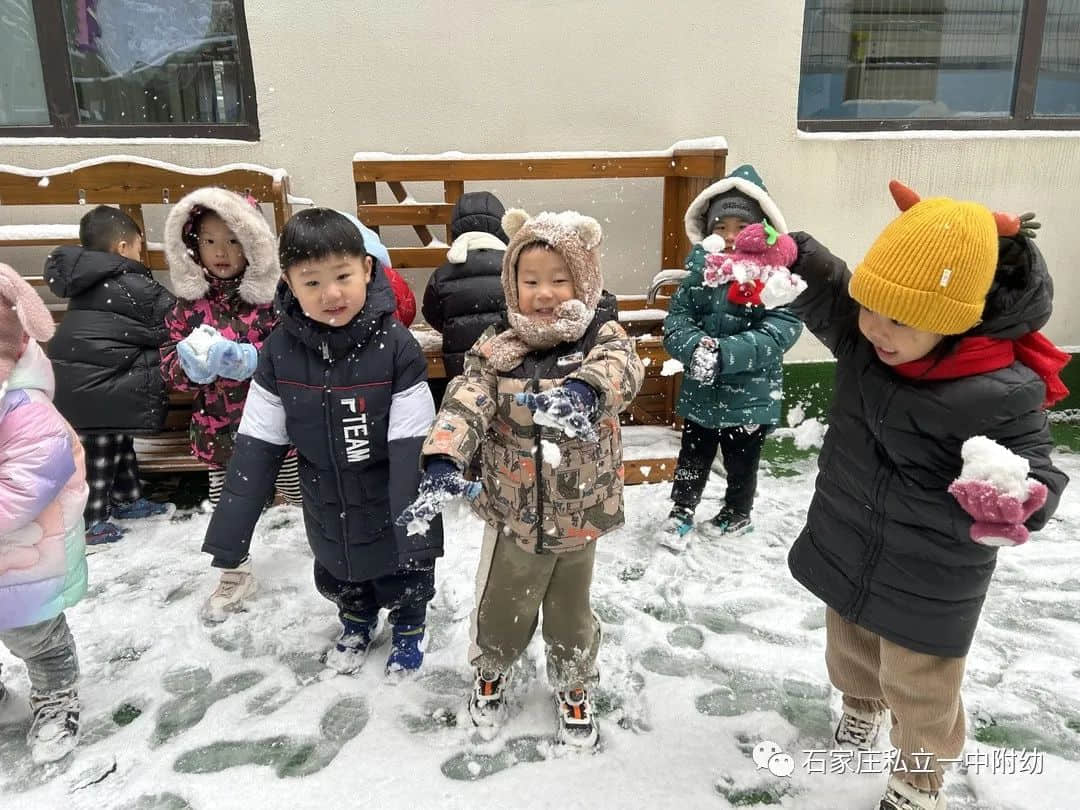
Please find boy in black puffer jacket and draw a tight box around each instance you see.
[44,206,176,546]
[202,208,441,676]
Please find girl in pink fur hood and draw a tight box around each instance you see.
[0,264,89,764]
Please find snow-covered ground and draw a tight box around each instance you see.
[1,446,1078,810]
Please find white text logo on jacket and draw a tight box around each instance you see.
[341,396,370,462]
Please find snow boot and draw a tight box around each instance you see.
[658,505,695,552]
[28,686,80,765]
[324,614,376,674]
[554,686,599,748]
[699,505,752,538]
[879,775,947,810]
[468,667,511,736]
[201,560,256,623]
[85,521,125,549]
[386,624,425,674]
[835,704,887,750]
[111,497,173,521]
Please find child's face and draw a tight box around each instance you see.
[286,253,372,327]
[516,246,576,321]
[711,216,751,253]
[197,214,248,280]
[114,233,143,262]
[858,307,944,366]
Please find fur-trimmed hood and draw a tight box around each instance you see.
[684,166,788,243]
[164,187,280,304]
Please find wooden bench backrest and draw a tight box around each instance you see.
[353,141,727,275]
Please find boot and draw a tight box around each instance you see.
[554,686,599,748]
[386,624,425,674]
[658,505,695,552]
[468,667,511,736]
[111,497,173,520]
[324,614,376,674]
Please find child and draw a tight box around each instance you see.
[200,208,441,675]
[160,188,302,620]
[786,182,1069,810]
[661,165,803,548]
[0,265,88,764]
[44,205,176,546]
[399,209,645,747]
[347,214,417,326]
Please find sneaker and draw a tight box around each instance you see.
[324,615,376,674]
[468,667,511,735]
[554,686,599,748]
[835,705,887,749]
[386,624,425,674]
[200,561,256,623]
[699,506,752,538]
[85,521,125,548]
[658,506,695,552]
[879,775,947,810]
[27,687,80,765]
[111,497,172,521]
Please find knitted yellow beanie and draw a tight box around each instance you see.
[849,182,1002,335]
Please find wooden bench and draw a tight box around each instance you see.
[354,141,729,483]
[0,157,294,473]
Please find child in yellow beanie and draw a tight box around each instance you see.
[786,181,1069,810]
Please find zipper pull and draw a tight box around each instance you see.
[321,341,330,361]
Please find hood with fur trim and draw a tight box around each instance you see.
[684,165,788,244]
[164,187,280,305]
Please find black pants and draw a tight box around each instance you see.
[79,433,142,526]
[670,420,768,516]
[313,559,435,628]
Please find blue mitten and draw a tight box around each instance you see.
[207,341,258,381]
[395,457,482,535]
[514,380,599,442]
[176,339,216,384]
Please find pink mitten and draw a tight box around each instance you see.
[948,479,1049,547]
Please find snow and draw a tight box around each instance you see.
[660,358,684,377]
[541,439,562,469]
[0,225,79,240]
[956,436,1032,499]
[0,138,261,146]
[286,194,315,206]
[617,309,666,323]
[798,128,1080,142]
[182,325,223,364]
[410,329,444,352]
[0,155,289,182]
[1,449,1078,809]
[353,137,728,162]
[773,418,828,451]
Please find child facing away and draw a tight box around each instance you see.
[44,206,177,546]
[661,164,803,549]
[0,265,89,764]
[786,181,1069,810]
[200,209,442,675]
[399,209,645,748]
[159,188,303,621]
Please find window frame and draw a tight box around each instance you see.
[798,0,1080,132]
[2,0,260,139]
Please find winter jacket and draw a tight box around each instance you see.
[202,266,440,583]
[422,192,509,378]
[159,187,281,469]
[423,317,645,554]
[0,341,88,632]
[44,247,175,434]
[786,233,1068,657]
[664,244,802,428]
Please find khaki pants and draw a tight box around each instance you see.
[826,608,966,791]
[470,525,600,689]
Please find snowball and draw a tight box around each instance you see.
[660,359,684,377]
[787,404,806,427]
[37,176,50,187]
[759,270,808,309]
[957,436,1031,499]
[701,234,727,254]
[184,324,222,363]
[541,439,562,468]
[793,418,826,450]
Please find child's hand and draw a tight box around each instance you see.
[948,478,1048,547]
[395,457,481,536]
[514,380,598,442]
[176,339,217,384]
[207,340,258,381]
[687,341,719,384]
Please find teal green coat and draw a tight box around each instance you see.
[663,246,802,429]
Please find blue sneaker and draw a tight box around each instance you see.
[85,521,125,547]
[386,624,425,674]
[324,614,376,674]
[658,506,695,552]
[111,497,172,521]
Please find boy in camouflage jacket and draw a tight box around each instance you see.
[399,209,644,748]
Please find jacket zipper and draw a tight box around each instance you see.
[321,339,353,581]
[531,369,545,554]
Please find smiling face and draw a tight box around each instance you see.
[285,252,372,326]
[858,306,945,365]
[197,212,248,280]
[515,245,576,321]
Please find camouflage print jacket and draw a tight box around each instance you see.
[423,318,645,553]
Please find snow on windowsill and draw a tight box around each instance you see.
[797,128,1080,142]
[0,224,79,239]
[0,154,289,180]
[354,137,728,162]
[618,309,667,322]
[0,136,260,146]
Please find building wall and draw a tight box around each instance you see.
[2,0,1076,359]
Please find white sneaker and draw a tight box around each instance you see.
[468,668,511,738]
[28,687,80,764]
[554,686,599,748]
[201,561,256,623]
[879,774,947,810]
[835,704,887,749]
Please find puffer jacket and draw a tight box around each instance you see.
[0,341,88,632]
[786,232,1069,657]
[159,187,281,468]
[423,317,645,553]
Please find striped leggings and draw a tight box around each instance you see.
[207,453,303,508]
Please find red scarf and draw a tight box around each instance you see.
[892,333,1071,409]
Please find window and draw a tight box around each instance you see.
[0,0,259,138]
[799,1,1080,130]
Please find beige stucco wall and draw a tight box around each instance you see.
[2,0,1077,359]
